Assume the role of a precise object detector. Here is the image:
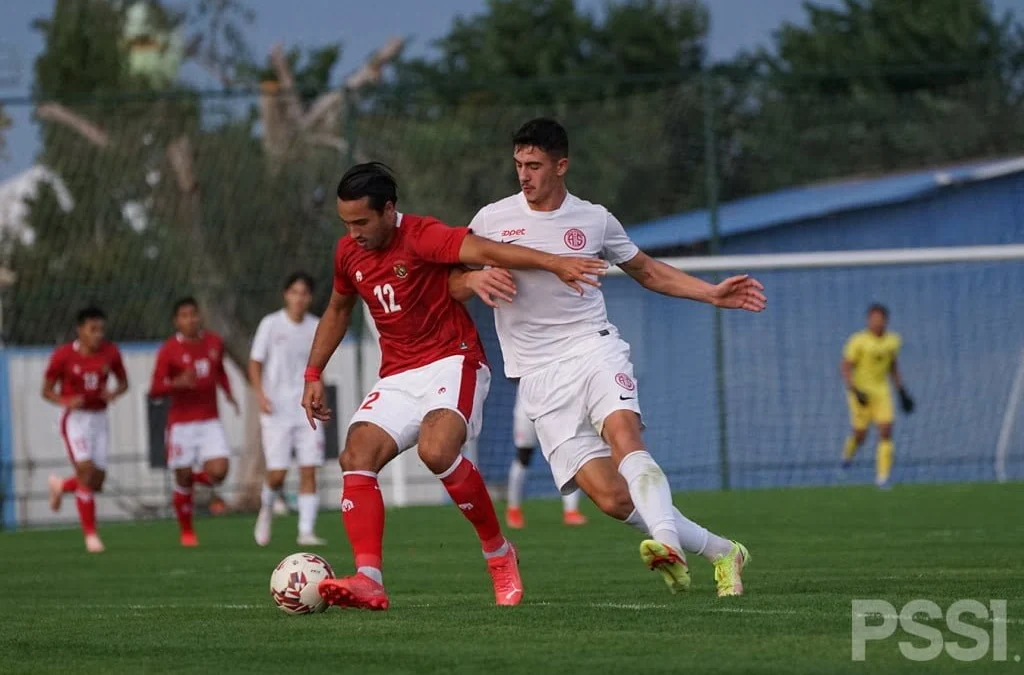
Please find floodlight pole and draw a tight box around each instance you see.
[703,74,731,491]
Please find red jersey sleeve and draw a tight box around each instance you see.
[406,217,470,264]
[44,346,66,383]
[333,239,356,295]
[108,344,127,381]
[149,342,174,398]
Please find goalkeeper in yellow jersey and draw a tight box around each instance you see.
[840,304,914,489]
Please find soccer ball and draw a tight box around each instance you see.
[270,552,335,614]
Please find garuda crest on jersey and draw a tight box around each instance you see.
[393,262,408,279]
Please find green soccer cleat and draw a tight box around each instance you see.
[640,540,691,594]
[713,541,750,597]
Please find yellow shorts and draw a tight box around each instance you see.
[847,388,893,430]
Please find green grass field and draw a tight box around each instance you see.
[2,483,1023,674]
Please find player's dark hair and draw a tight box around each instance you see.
[284,271,315,293]
[336,162,398,212]
[867,303,889,319]
[172,296,199,316]
[76,306,106,325]
[513,118,569,158]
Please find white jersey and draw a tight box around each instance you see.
[470,191,639,377]
[250,309,320,417]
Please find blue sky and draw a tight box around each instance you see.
[0,0,1019,179]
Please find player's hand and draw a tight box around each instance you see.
[898,387,915,414]
[256,391,273,415]
[710,275,767,312]
[62,395,86,410]
[302,380,332,430]
[172,369,196,389]
[550,256,608,295]
[852,388,869,406]
[465,268,517,308]
[100,389,121,403]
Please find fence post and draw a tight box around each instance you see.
[703,74,730,491]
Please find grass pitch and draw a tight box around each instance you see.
[2,483,1022,674]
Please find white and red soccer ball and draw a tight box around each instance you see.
[270,552,335,614]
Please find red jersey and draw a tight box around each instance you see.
[44,341,127,411]
[149,331,232,424]
[334,213,486,377]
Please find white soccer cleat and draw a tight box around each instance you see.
[48,474,64,513]
[84,533,105,553]
[296,533,327,547]
[254,508,273,547]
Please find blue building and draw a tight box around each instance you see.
[472,158,1024,495]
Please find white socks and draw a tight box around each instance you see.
[261,484,280,510]
[617,450,680,551]
[507,459,527,509]
[562,489,581,513]
[622,507,733,561]
[262,484,320,539]
[297,493,319,537]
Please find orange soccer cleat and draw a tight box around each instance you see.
[486,543,523,606]
[318,573,390,611]
[505,507,525,529]
[180,531,199,547]
[562,510,588,526]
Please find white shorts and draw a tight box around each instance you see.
[518,337,642,494]
[261,415,325,471]
[349,354,491,452]
[60,410,110,470]
[166,419,230,470]
[512,391,538,449]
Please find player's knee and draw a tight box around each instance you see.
[266,472,287,490]
[601,411,644,456]
[515,446,534,466]
[853,429,868,444]
[341,423,396,473]
[88,472,105,492]
[878,425,893,440]
[416,443,461,475]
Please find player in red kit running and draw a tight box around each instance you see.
[43,307,129,553]
[149,297,239,547]
[303,163,606,610]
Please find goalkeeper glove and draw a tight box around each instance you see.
[851,389,869,406]
[898,387,914,414]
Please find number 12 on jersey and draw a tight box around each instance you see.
[373,284,402,314]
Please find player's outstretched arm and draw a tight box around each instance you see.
[458,234,607,295]
[618,251,766,312]
[448,266,517,307]
[302,290,356,429]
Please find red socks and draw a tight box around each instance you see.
[440,457,505,553]
[342,473,385,571]
[191,471,213,487]
[173,486,194,534]
[62,477,79,493]
[74,488,97,536]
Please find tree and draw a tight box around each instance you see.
[363,0,711,225]
[723,0,1024,197]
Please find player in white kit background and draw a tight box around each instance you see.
[505,386,587,529]
[250,272,327,547]
[465,118,767,597]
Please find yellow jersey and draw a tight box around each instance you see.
[843,330,901,391]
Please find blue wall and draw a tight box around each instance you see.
[722,173,1024,255]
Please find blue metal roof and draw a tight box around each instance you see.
[628,157,1024,250]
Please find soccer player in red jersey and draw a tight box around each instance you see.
[149,297,239,547]
[303,163,605,610]
[43,307,129,553]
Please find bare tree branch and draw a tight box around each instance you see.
[36,103,110,148]
[344,36,405,89]
[269,43,303,126]
[305,132,348,153]
[300,90,342,132]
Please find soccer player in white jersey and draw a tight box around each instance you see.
[251,272,327,547]
[506,385,587,529]
[465,118,767,597]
